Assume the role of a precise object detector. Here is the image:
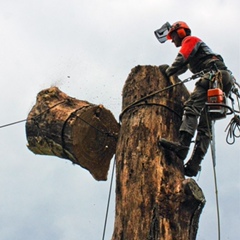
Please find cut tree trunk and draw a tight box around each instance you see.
[26,87,120,181]
[112,65,205,240]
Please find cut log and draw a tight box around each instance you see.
[112,65,205,239]
[26,87,120,181]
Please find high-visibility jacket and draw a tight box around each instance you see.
[166,36,227,76]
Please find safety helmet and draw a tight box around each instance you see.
[167,21,191,40]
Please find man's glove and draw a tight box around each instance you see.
[159,64,170,79]
[159,64,169,74]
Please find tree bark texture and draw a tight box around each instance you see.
[112,66,205,240]
[26,87,120,181]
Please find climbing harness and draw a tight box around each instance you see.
[206,70,236,120]
[206,71,240,144]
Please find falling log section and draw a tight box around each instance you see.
[112,66,206,240]
[26,87,120,181]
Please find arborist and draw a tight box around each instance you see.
[157,21,235,177]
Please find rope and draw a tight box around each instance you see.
[228,85,240,115]
[225,115,240,144]
[0,119,27,129]
[0,101,118,140]
[120,102,182,120]
[119,80,186,121]
[143,102,182,118]
[0,100,67,129]
[206,110,221,240]
[102,157,116,240]
[210,140,221,240]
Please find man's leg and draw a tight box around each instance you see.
[159,131,192,160]
[184,108,211,176]
[159,83,208,160]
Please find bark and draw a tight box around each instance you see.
[26,87,120,181]
[112,65,205,240]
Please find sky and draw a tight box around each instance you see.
[0,0,239,239]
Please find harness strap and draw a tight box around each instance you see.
[211,70,223,90]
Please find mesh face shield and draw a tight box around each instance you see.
[154,22,171,44]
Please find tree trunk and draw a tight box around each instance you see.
[112,65,205,240]
[26,87,120,181]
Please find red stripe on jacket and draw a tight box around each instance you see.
[180,36,202,60]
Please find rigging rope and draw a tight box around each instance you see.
[119,80,186,121]
[102,157,116,240]
[211,148,221,240]
[206,109,221,240]
[0,101,118,140]
[0,119,26,129]
[0,100,66,129]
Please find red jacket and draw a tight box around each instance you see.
[166,36,226,76]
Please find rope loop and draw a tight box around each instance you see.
[225,115,240,144]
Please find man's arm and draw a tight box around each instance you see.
[165,53,188,77]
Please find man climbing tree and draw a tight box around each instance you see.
[157,21,235,177]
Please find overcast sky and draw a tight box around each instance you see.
[0,0,239,240]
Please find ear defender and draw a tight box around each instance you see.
[177,28,186,38]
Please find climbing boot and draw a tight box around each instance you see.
[184,133,210,177]
[158,131,192,160]
[184,155,203,177]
